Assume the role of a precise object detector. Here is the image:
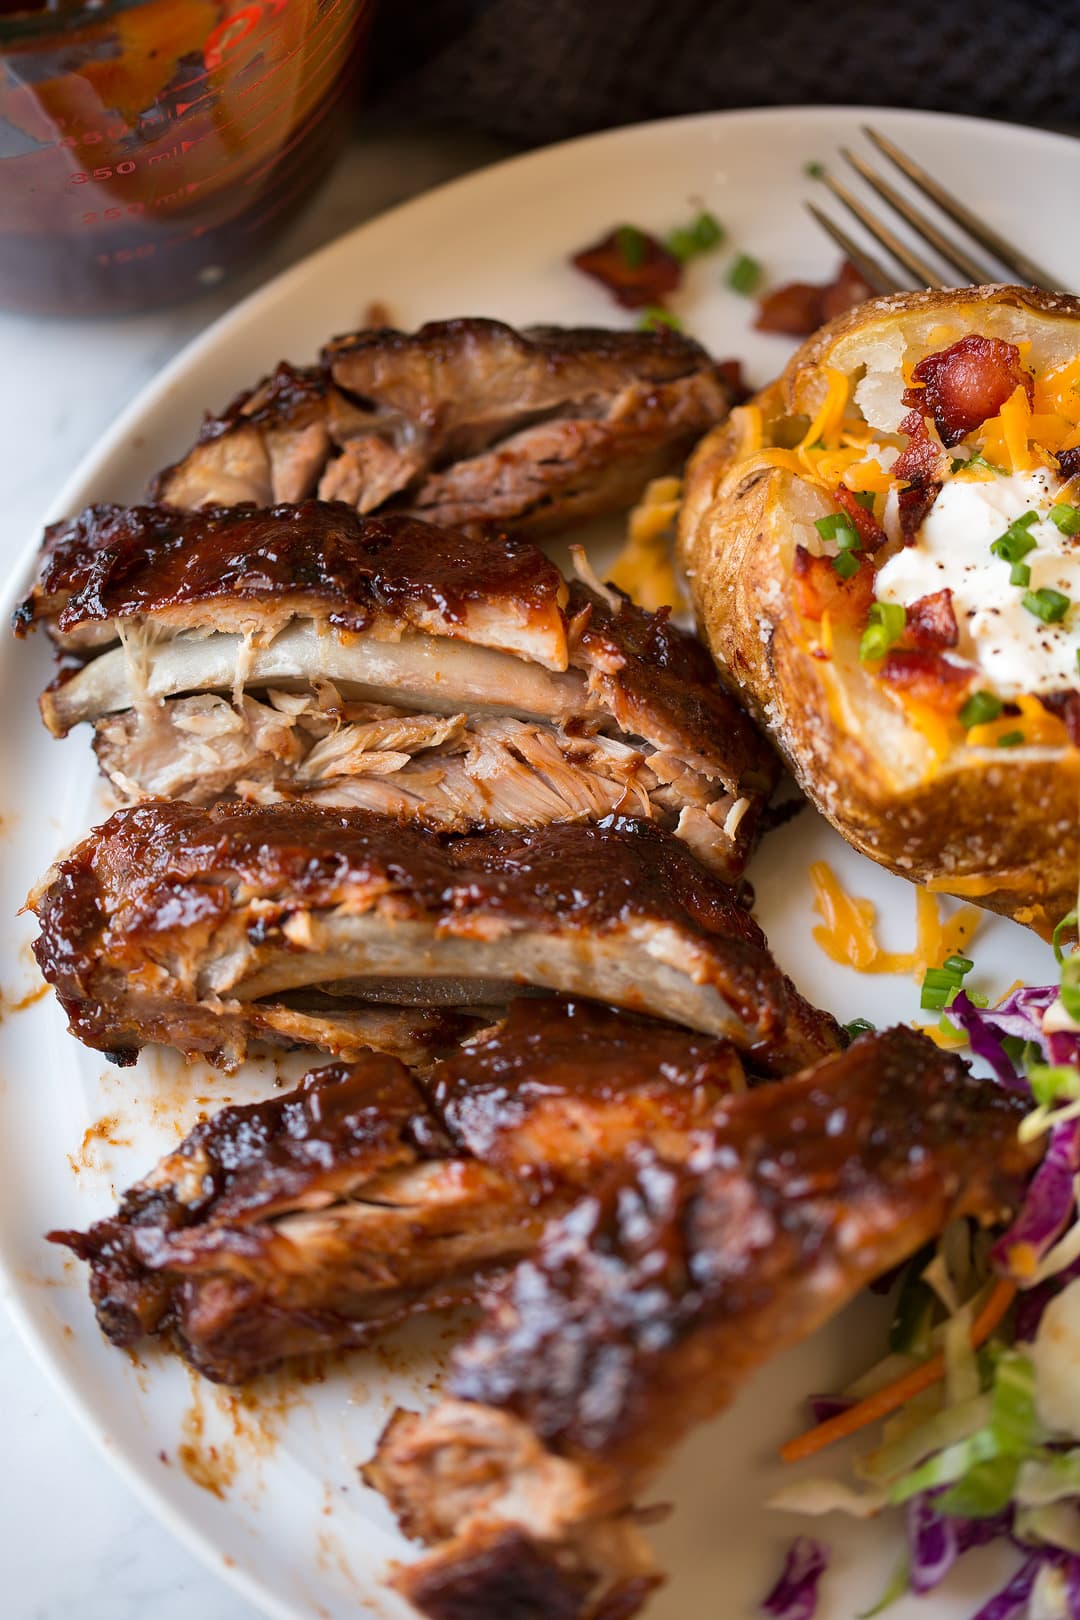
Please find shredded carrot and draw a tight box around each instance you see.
[779,1279,1018,1464]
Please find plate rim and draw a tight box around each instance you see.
[2,100,1077,1620]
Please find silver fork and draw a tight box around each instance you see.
[806,126,1060,295]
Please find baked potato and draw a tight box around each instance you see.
[678,285,1080,938]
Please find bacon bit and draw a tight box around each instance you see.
[1039,690,1080,746]
[1057,445,1080,479]
[754,259,874,336]
[716,357,751,404]
[902,335,1035,448]
[835,485,886,551]
[572,226,682,311]
[893,409,949,541]
[880,648,974,710]
[792,546,874,626]
[904,588,959,652]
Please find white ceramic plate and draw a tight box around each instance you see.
[0,106,1072,1620]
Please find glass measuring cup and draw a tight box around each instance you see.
[0,0,375,315]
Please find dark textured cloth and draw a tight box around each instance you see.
[368,0,1080,145]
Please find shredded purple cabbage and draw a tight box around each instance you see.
[907,1495,958,1593]
[1066,1555,1080,1616]
[807,1393,853,1424]
[761,1537,828,1620]
[968,1555,1041,1620]
[992,1118,1080,1280]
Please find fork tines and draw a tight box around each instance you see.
[806,125,1062,296]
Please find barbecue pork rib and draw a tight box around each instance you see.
[365,1027,1039,1620]
[49,997,744,1383]
[14,501,776,880]
[148,319,731,536]
[28,801,841,1074]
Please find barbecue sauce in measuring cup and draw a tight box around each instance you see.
[0,0,374,314]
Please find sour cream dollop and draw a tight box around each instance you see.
[874,469,1080,696]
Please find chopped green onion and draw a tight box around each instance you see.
[859,601,906,663]
[1052,906,1078,962]
[1010,562,1032,587]
[1028,1064,1080,1107]
[853,490,876,511]
[636,306,683,332]
[815,513,860,550]
[1049,502,1080,535]
[664,226,698,263]
[1061,955,1080,1021]
[966,451,1005,474]
[990,523,1038,564]
[832,550,861,580]
[943,954,975,976]
[727,252,763,295]
[804,160,826,179]
[959,690,1004,729]
[691,210,724,251]
[615,225,646,268]
[843,1017,876,1038]
[1023,587,1071,623]
[997,730,1025,748]
[938,1012,964,1038]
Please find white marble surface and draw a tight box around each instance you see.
[0,125,509,1620]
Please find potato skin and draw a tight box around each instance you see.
[678,293,1080,940]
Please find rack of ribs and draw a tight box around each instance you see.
[148,319,732,536]
[14,501,776,879]
[27,801,841,1073]
[49,997,745,1383]
[364,1027,1040,1620]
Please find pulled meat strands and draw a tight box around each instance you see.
[16,502,775,881]
[150,319,731,538]
[28,801,841,1075]
[50,998,743,1383]
[367,1028,1038,1620]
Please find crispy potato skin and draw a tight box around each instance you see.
[678,288,1080,939]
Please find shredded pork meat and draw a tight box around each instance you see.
[16,502,777,880]
[150,319,732,537]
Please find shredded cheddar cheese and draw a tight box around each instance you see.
[809,860,983,980]
[608,476,685,612]
[965,694,1070,750]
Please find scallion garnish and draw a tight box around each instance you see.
[664,227,698,263]
[853,490,876,511]
[727,252,763,295]
[804,160,825,179]
[990,520,1038,565]
[815,513,860,548]
[691,210,724,250]
[1010,562,1031,587]
[859,600,906,663]
[615,225,647,268]
[636,306,683,332]
[966,451,1006,474]
[997,730,1025,748]
[1022,587,1071,624]
[959,690,1003,729]
[1049,501,1080,535]
[920,952,978,1012]
[832,549,861,580]
[843,1017,876,1038]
